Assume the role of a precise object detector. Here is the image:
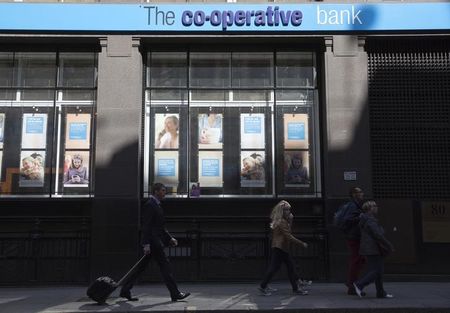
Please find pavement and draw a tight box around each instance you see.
[0,282,449,313]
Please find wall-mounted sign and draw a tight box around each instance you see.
[1,3,450,32]
[422,202,450,243]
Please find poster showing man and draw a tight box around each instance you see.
[240,151,265,187]
[65,113,91,149]
[155,114,179,149]
[240,113,265,149]
[284,151,310,187]
[283,113,308,150]
[63,151,89,187]
[154,150,179,188]
[19,151,45,187]
[21,113,48,149]
[0,113,4,149]
[198,113,223,149]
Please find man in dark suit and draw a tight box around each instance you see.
[119,183,190,302]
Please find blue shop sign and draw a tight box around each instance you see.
[1,3,450,32]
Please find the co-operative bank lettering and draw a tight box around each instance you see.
[144,6,362,31]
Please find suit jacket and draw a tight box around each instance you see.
[140,197,173,249]
[271,219,306,253]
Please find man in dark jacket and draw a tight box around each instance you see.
[119,183,190,302]
[343,187,365,295]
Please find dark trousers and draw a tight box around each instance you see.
[120,247,180,297]
[260,248,299,291]
[347,239,365,290]
[355,255,385,297]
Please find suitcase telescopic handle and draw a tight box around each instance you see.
[117,255,148,286]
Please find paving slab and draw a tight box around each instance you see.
[0,282,449,313]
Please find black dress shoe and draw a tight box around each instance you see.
[171,292,190,302]
[119,290,139,301]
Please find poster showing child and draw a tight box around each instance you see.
[64,151,89,187]
[19,151,45,187]
[190,182,200,197]
[0,113,4,149]
[284,151,310,186]
[198,113,223,149]
[240,151,265,187]
[154,114,179,149]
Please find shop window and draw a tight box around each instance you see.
[144,50,320,198]
[0,51,97,197]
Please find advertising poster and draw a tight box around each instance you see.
[190,182,201,197]
[198,150,222,187]
[63,151,90,187]
[0,113,4,149]
[65,113,91,149]
[284,113,308,149]
[154,114,179,149]
[21,113,48,149]
[198,113,223,149]
[154,150,179,187]
[240,151,265,187]
[240,113,265,149]
[19,150,45,187]
[284,150,310,187]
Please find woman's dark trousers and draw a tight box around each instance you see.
[260,247,299,291]
[355,255,385,297]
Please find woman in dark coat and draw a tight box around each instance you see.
[353,200,395,299]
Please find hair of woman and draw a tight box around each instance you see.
[270,200,291,229]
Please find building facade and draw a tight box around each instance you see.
[0,1,449,284]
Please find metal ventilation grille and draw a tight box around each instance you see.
[367,39,450,199]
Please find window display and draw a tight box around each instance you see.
[0,51,97,196]
[145,50,318,197]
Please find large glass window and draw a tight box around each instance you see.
[0,51,97,197]
[144,50,320,198]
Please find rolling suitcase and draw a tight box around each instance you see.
[86,255,147,304]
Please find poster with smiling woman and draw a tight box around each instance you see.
[154,114,179,149]
[63,151,89,187]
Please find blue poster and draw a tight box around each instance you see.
[69,122,88,140]
[287,122,305,140]
[202,159,220,177]
[26,116,44,134]
[158,159,176,177]
[244,116,262,134]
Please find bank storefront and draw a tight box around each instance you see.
[1,2,449,284]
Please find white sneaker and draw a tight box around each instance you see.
[257,287,272,296]
[353,283,363,298]
[293,288,309,295]
[266,286,278,292]
[298,279,312,286]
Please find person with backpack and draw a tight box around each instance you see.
[337,187,366,296]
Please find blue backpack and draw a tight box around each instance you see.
[333,202,353,231]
